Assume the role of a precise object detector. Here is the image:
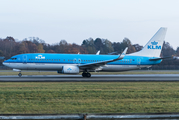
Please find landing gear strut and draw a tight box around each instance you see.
[82,72,91,78]
[18,72,22,77]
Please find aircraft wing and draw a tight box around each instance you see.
[79,47,128,70]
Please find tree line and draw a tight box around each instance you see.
[1,36,179,69]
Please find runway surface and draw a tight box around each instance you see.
[1,74,179,82]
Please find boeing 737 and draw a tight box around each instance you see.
[3,27,167,77]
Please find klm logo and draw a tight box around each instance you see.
[67,68,72,71]
[148,41,161,49]
[35,55,45,59]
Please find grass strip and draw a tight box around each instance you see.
[0,82,179,114]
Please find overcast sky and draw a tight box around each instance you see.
[0,0,179,49]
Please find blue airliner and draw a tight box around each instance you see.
[3,27,167,77]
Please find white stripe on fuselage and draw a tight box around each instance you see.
[3,62,150,72]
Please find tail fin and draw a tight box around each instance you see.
[130,27,167,57]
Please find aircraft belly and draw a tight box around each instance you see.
[14,63,63,70]
[101,65,150,72]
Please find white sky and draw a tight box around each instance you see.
[0,0,179,49]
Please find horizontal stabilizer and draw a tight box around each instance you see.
[149,56,172,61]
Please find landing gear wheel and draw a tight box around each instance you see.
[18,73,22,77]
[82,73,86,77]
[86,73,91,78]
[82,72,91,78]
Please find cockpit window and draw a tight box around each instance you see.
[10,58,17,60]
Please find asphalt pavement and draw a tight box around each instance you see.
[0,74,179,82]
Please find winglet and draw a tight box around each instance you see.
[96,50,100,55]
[117,47,128,60]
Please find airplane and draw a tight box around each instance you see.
[3,27,167,77]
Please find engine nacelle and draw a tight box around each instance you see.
[61,65,79,74]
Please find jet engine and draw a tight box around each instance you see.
[58,65,80,74]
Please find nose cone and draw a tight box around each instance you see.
[2,61,12,69]
[2,61,8,67]
[2,62,6,66]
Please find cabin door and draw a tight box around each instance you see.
[137,58,141,67]
[23,55,27,64]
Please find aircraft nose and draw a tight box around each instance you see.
[2,62,7,66]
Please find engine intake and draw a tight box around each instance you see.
[61,65,79,74]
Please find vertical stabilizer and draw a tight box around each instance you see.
[130,27,167,57]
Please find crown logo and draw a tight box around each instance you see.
[151,41,158,45]
[35,55,45,59]
[67,68,72,71]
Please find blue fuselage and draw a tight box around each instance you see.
[3,53,161,72]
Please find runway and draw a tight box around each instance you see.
[0,74,179,82]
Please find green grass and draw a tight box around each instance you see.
[1,70,179,75]
[0,82,179,114]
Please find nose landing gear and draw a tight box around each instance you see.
[18,72,22,77]
[82,72,91,78]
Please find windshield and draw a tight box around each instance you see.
[10,58,17,60]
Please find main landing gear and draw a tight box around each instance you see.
[18,72,22,77]
[82,72,91,78]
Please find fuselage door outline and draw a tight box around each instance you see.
[23,55,27,64]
